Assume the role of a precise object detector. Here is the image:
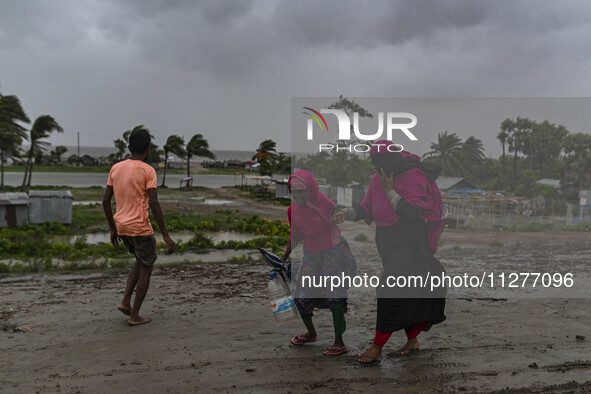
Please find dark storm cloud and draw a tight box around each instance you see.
[85,0,261,78]
[86,0,496,79]
[2,0,591,152]
[274,0,492,48]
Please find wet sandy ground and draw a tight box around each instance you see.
[1,220,591,392]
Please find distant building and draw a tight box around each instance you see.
[336,183,368,207]
[2,155,24,166]
[224,160,245,169]
[579,190,591,205]
[536,178,561,189]
[81,154,98,166]
[165,154,183,169]
[0,192,29,227]
[274,179,290,199]
[436,177,478,192]
[29,190,73,224]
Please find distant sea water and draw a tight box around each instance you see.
[58,146,255,162]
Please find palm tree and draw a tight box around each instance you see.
[274,152,291,174]
[498,118,514,175]
[423,131,464,176]
[186,134,215,177]
[460,136,485,168]
[121,125,162,164]
[562,133,591,187]
[21,115,63,190]
[253,139,278,176]
[0,94,30,188]
[161,134,185,187]
[507,117,533,181]
[113,137,127,161]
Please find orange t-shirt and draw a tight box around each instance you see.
[107,159,157,236]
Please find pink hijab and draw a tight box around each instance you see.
[361,140,444,253]
[288,170,341,251]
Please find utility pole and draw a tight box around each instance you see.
[77,132,80,156]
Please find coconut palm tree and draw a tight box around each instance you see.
[0,93,30,188]
[161,134,185,187]
[498,118,514,175]
[21,115,63,190]
[253,139,278,176]
[459,136,485,169]
[423,131,464,176]
[186,134,215,177]
[506,117,533,181]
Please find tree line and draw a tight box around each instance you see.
[0,92,63,190]
[427,116,591,193]
[3,90,590,193]
[110,126,216,187]
[0,91,220,189]
[1,89,287,190]
[296,97,591,195]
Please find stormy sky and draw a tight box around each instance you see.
[2,0,591,156]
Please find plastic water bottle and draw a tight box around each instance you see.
[268,272,298,323]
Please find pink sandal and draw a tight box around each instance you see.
[290,334,317,346]
[323,346,347,356]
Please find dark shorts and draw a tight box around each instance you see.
[120,234,157,266]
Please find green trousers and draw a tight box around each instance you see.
[300,305,346,337]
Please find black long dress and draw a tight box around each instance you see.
[355,198,446,334]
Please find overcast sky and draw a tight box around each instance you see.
[2,0,591,156]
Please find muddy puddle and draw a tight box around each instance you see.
[50,231,257,245]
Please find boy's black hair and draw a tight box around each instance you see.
[129,129,151,154]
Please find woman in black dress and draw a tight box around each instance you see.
[340,140,446,364]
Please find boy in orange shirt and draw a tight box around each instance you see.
[103,128,175,326]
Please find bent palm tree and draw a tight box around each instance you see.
[423,131,464,176]
[253,139,278,176]
[21,115,63,190]
[0,94,30,188]
[186,134,215,177]
[161,134,185,187]
[460,136,485,169]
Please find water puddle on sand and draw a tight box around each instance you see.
[73,198,237,206]
[72,201,101,206]
[188,198,237,205]
[52,231,256,245]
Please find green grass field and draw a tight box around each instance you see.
[0,185,289,273]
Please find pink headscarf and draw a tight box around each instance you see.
[288,170,341,251]
[361,140,444,253]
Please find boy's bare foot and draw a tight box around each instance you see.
[127,316,152,326]
[357,344,382,363]
[118,303,132,316]
[397,338,419,355]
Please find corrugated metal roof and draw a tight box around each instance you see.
[0,192,29,205]
[29,190,73,199]
[436,176,469,190]
[536,178,561,188]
